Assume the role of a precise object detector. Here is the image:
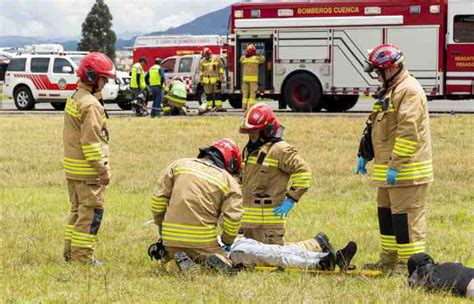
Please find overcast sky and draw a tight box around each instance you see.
[0,0,238,38]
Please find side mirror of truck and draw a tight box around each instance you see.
[62,66,73,73]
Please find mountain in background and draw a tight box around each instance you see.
[0,5,231,51]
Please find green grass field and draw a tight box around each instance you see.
[1,115,473,303]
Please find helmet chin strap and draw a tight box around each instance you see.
[380,67,403,88]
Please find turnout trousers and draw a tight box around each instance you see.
[64,179,105,264]
[377,184,428,265]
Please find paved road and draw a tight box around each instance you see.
[0,98,473,116]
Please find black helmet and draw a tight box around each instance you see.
[408,253,435,277]
[155,57,162,64]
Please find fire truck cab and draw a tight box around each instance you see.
[230,0,474,112]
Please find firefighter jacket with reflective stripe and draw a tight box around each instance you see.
[148,64,162,86]
[199,56,223,84]
[151,158,244,248]
[241,141,312,229]
[240,55,265,83]
[130,62,146,89]
[63,83,110,182]
[170,80,187,99]
[371,69,433,187]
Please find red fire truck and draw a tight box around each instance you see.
[228,0,474,112]
[133,35,227,71]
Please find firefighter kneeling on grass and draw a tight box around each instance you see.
[162,76,187,116]
[356,44,433,273]
[239,103,316,247]
[147,139,244,273]
[63,52,115,265]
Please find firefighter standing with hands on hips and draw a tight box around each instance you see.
[198,47,225,114]
[148,139,243,274]
[63,52,115,265]
[239,103,312,245]
[356,44,433,272]
[240,44,265,111]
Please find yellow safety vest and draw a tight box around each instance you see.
[130,62,146,89]
[149,64,162,86]
[171,80,187,99]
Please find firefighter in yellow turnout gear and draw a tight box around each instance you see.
[163,77,187,116]
[63,52,116,265]
[149,139,244,273]
[357,44,433,272]
[240,44,265,111]
[239,103,313,246]
[198,47,225,114]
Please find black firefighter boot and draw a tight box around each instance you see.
[336,241,358,272]
[315,232,337,270]
[174,251,200,274]
[205,254,237,275]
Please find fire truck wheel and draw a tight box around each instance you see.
[50,102,66,111]
[14,85,35,110]
[227,94,242,109]
[323,95,359,112]
[284,73,323,112]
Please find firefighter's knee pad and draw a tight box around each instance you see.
[377,207,394,236]
[392,213,410,244]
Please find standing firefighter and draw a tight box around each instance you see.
[162,76,187,116]
[239,103,312,245]
[148,139,243,273]
[240,44,265,111]
[130,57,148,116]
[147,57,165,118]
[356,44,433,272]
[63,52,115,265]
[198,47,224,114]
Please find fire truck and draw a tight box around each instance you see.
[133,35,227,70]
[228,0,474,112]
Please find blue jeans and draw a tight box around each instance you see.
[150,86,163,117]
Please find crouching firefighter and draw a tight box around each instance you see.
[147,139,244,274]
[239,103,313,246]
[162,76,187,116]
[356,44,434,272]
[63,52,115,265]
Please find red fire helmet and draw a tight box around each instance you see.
[202,47,212,57]
[364,44,404,73]
[246,44,256,56]
[239,103,280,137]
[76,52,116,86]
[211,138,242,174]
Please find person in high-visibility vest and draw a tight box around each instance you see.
[163,77,188,115]
[146,57,165,118]
[240,44,265,111]
[130,57,147,91]
[130,57,148,116]
[198,48,224,114]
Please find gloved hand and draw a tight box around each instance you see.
[355,156,367,175]
[273,198,295,218]
[386,168,398,185]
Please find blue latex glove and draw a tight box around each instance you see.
[386,168,398,185]
[273,198,296,218]
[356,156,367,175]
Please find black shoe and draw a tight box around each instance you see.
[205,254,236,275]
[174,251,200,274]
[336,241,357,272]
[315,232,336,270]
